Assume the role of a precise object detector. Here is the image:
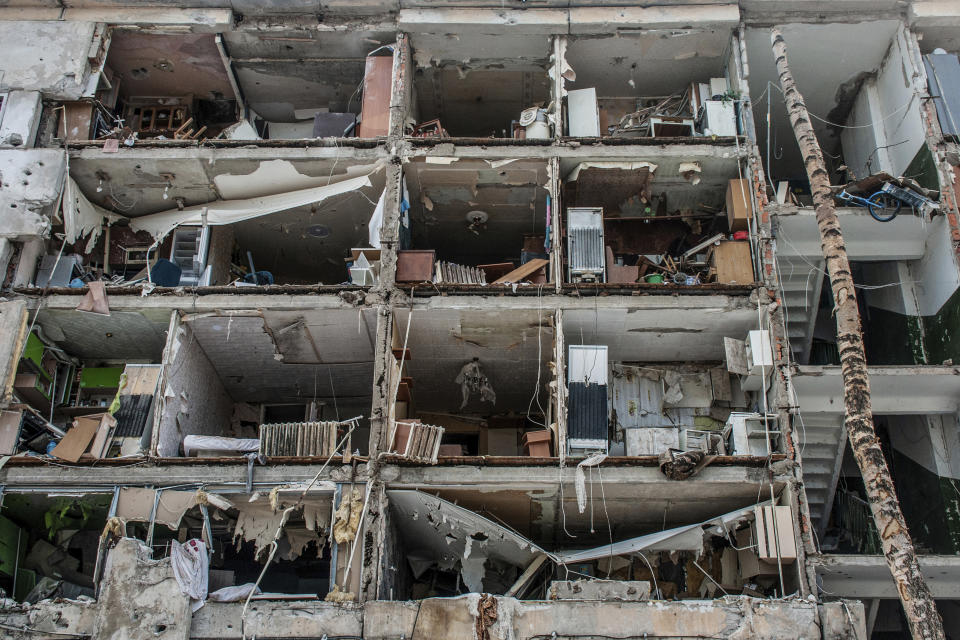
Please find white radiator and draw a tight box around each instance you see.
[567,208,605,282]
[259,421,341,457]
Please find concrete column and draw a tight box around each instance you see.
[11,237,44,287]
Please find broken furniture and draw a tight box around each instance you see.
[123,96,191,137]
[726,179,751,233]
[726,413,780,456]
[648,116,696,137]
[491,259,548,285]
[51,412,117,463]
[67,367,123,414]
[521,430,552,457]
[14,333,75,411]
[348,248,382,285]
[567,208,605,283]
[737,506,797,578]
[396,250,436,283]
[391,420,444,463]
[411,119,449,138]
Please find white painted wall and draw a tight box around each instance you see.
[877,27,926,177]
[0,21,100,99]
[888,413,960,479]
[0,149,66,239]
[910,215,960,315]
[841,26,925,179]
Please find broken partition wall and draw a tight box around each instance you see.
[155,309,376,458]
[389,308,555,457]
[561,302,777,457]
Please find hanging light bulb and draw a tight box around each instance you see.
[162,184,170,200]
[96,179,103,193]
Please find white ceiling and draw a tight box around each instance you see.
[745,21,902,181]
[565,30,732,98]
[564,303,759,362]
[187,311,377,404]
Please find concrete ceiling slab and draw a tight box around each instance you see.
[187,312,376,403]
[792,365,960,415]
[816,554,960,599]
[565,30,731,98]
[36,308,171,362]
[563,302,758,362]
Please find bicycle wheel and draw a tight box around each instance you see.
[867,191,901,222]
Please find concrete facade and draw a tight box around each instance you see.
[0,2,957,639]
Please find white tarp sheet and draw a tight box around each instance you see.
[130,172,378,240]
[555,501,769,565]
[182,435,259,457]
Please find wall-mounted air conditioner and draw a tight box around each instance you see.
[567,208,605,283]
[724,329,773,391]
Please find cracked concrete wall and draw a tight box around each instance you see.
[94,538,192,640]
[0,599,96,640]
[0,149,65,240]
[0,21,99,99]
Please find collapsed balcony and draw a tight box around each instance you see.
[387,308,555,460]
[4,308,166,460]
[406,32,553,139]
[561,30,744,139]
[156,310,375,459]
[383,484,801,601]
[561,301,775,459]
[399,158,553,289]
[558,157,757,289]
[22,156,387,290]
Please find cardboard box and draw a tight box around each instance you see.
[726,179,751,232]
[712,241,754,284]
[480,428,519,456]
[521,430,552,457]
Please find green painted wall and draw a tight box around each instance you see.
[892,449,960,554]
[921,284,960,365]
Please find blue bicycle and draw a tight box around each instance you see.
[835,187,902,222]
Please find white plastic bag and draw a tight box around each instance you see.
[170,539,208,611]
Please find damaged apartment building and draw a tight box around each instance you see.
[1,0,960,638]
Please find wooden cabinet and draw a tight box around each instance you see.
[712,241,754,284]
[358,54,392,138]
[726,178,751,232]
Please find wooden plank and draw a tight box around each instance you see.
[492,258,549,284]
[52,416,101,462]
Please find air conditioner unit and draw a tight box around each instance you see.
[567,208,605,283]
[568,345,608,453]
[724,330,773,391]
[725,412,780,456]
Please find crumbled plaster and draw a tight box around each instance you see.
[94,538,191,640]
[0,21,99,99]
[0,149,66,240]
